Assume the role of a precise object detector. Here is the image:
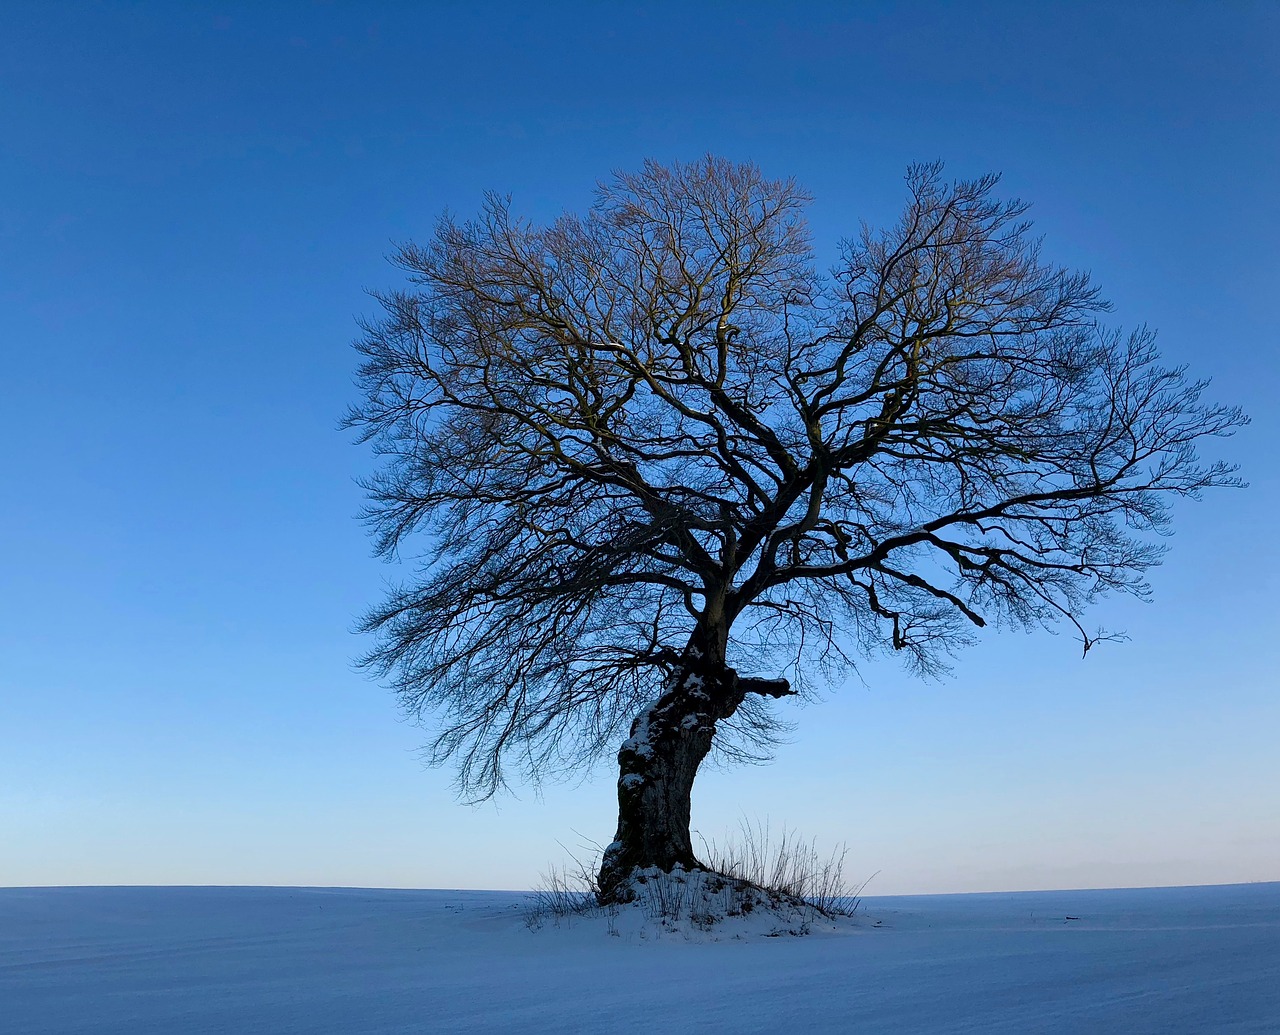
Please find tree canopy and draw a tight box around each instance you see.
[347,158,1244,891]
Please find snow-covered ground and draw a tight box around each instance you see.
[3,882,1277,1033]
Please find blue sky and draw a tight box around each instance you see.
[2,1,1276,894]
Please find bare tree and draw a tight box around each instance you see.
[346,157,1245,902]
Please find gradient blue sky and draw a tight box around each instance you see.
[2,1,1276,894]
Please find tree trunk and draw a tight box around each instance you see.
[597,633,763,903]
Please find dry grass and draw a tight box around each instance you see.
[699,818,874,918]
[525,821,875,934]
[524,846,605,930]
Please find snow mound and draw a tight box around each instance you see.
[525,866,862,943]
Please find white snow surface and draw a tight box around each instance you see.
[3,882,1278,1033]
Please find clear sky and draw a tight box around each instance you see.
[2,1,1276,895]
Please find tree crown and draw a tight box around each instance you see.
[347,157,1245,797]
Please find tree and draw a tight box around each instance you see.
[346,157,1245,902]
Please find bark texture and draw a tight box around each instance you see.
[597,643,792,903]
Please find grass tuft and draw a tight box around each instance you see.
[525,821,875,936]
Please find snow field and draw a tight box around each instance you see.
[2,882,1277,1033]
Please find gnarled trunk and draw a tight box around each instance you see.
[597,637,792,903]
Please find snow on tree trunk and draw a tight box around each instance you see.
[598,645,745,903]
